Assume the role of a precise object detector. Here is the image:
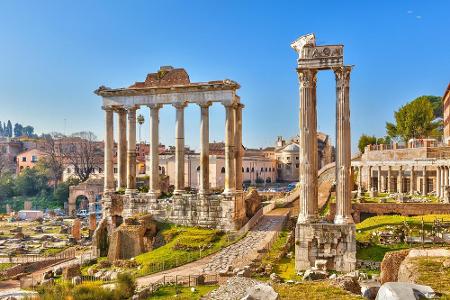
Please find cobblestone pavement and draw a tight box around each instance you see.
[136,207,290,288]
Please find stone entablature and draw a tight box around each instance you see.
[362,146,450,161]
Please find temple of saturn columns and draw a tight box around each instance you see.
[291,34,356,272]
[93,67,246,243]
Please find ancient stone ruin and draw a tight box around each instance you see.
[93,66,249,257]
[291,33,356,272]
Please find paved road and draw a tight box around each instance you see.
[136,207,290,289]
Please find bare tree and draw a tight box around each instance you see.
[62,131,103,182]
[40,134,65,190]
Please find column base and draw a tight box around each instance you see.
[147,190,160,198]
[222,189,236,196]
[334,215,354,225]
[125,189,138,195]
[297,214,319,224]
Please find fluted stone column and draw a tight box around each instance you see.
[117,108,127,189]
[148,104,162,197]
[377,166,382,192]
[398,166,403,193]
[367,166,372,192]
[103,106,115,192]
[334,66,352,224]
[439,168,442,197]
[297,68,318,223]
[173,102,187,194]
[422,166,427,195]
[235,103,244,191]
[444,167,448,199]
[126,106,137,193]
[410,166,415,194]
[358,166,363,196]
[224,103,236,194]
[387,166,392,193]
[199,102,211,194]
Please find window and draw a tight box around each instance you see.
[221,167,225,173]
[242,167,244,173]
[67,168,71,174]
[251,167,254,172]
[287,157,290,161]
[246,167,250,173]
[114,168,118,173]
[22,157,26,162]
[296,163,299,168]
[197,166,200,172]
[31,156,38,162]
[265,167,268,172]
[296,156,299,160]
[261,167,264,172]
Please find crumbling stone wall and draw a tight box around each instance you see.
[107,214,157,260]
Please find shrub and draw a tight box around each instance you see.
[116,272,136,298]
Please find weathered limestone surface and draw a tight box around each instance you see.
[295,223,356,272]
[107,215,157,260]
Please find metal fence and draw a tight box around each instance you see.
[0,247,76,263]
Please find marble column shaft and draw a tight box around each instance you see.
[126,107,137,192]
[199,103,211,194]
[367,166,372,191]
[436,167,441,198]
[224,103,236,194]
[422,166,427,195]
[297,68,318,223]
[117,108,127,189]
[149,104,162,196]
[103,106,115,192]
[387,166,392,193]
[398,166,403,193]
[235,103,244,191]
[334,66,353,224]
[174,103,187,193]
[377,166,382,192]
[444,167,448,197]
[410,166,415,194]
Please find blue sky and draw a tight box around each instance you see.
[0,0,449,152]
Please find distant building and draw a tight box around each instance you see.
[0,138,23,174]
[274,133,335,182]
[16,148,46,173]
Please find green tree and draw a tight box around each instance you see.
[15,168,49,197]
[358,134,377,153]
[13,123,23,137]
[22,125,35,137]
[385,96,441,142]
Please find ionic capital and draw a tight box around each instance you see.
[101,106,114,112]
[173,102,188,109]
[297,68,318,88]
[148,103,163,110]
[198,101,212,109]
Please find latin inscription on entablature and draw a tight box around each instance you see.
[298,45,344,70]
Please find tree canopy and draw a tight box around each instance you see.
[385,96,442,142]
[358,134,391,153]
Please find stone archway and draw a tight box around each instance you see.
[68,178,103,217]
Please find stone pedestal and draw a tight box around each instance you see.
[295,222,356,273]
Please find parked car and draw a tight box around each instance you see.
[76,209,89,218]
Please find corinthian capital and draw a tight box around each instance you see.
[333,66,352,87]
[297,68,317,88]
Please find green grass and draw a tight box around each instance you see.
[356,243,411,261]
[356,192,440,204]
[274,282,364,300]
[147,284,218,299]
[414,257,450,299]
[135,223,231,276]
[355,214,450,262]
[0,263,15,271]
[42,247,66,256]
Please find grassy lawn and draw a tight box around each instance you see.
[147,285,218,299]
[414,257,450,298]
[274,282,364,300]
[0,262,15,271]
[356,214,450,261]
[135,224,231,276]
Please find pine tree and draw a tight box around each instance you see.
[0,121,3,137]
[6,120,12,137]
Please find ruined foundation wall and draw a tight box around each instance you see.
[295,223,356,272]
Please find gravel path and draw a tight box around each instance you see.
[136,207,290,289]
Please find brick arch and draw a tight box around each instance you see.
[68,179,103,216]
